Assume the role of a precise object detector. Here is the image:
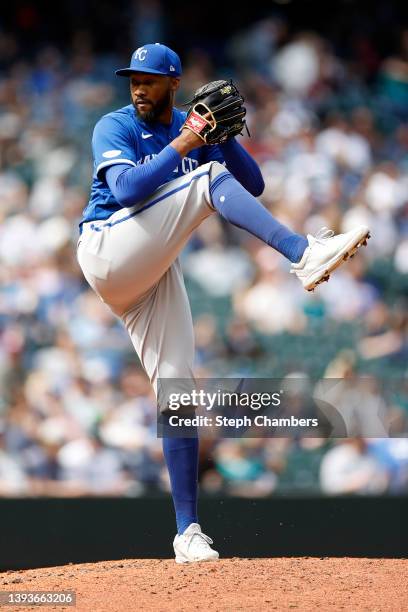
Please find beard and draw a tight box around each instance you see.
[133,88,172,122]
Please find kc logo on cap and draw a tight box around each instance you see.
[134,47,147,61]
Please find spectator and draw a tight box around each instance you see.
[319,439,389,495]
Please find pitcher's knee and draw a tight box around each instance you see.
[208,160,229,181]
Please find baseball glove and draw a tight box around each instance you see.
[181,79,248,145]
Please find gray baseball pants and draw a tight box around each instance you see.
[77,161,226,407]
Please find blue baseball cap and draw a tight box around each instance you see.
[115,43,182,77]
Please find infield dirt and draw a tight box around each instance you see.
[1,558,407,611]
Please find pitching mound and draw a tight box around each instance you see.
[1,558,407,611]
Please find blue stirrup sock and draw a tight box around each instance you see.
[162,436,199,535]
[210,172,308,263]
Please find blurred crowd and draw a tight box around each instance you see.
[0,10,407,497]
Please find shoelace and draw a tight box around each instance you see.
[186,531,214,551]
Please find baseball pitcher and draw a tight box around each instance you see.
[77,43,370,562]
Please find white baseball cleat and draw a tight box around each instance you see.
[173,523,219,563]
[290,225,370,291]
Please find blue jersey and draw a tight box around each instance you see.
[81,104,225,225]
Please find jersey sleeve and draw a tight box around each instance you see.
[92,115,138,179]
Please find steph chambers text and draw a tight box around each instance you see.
[167,415,319,428]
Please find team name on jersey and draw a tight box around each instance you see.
[136,154,199,174]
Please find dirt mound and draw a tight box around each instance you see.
[1,558,406,611]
